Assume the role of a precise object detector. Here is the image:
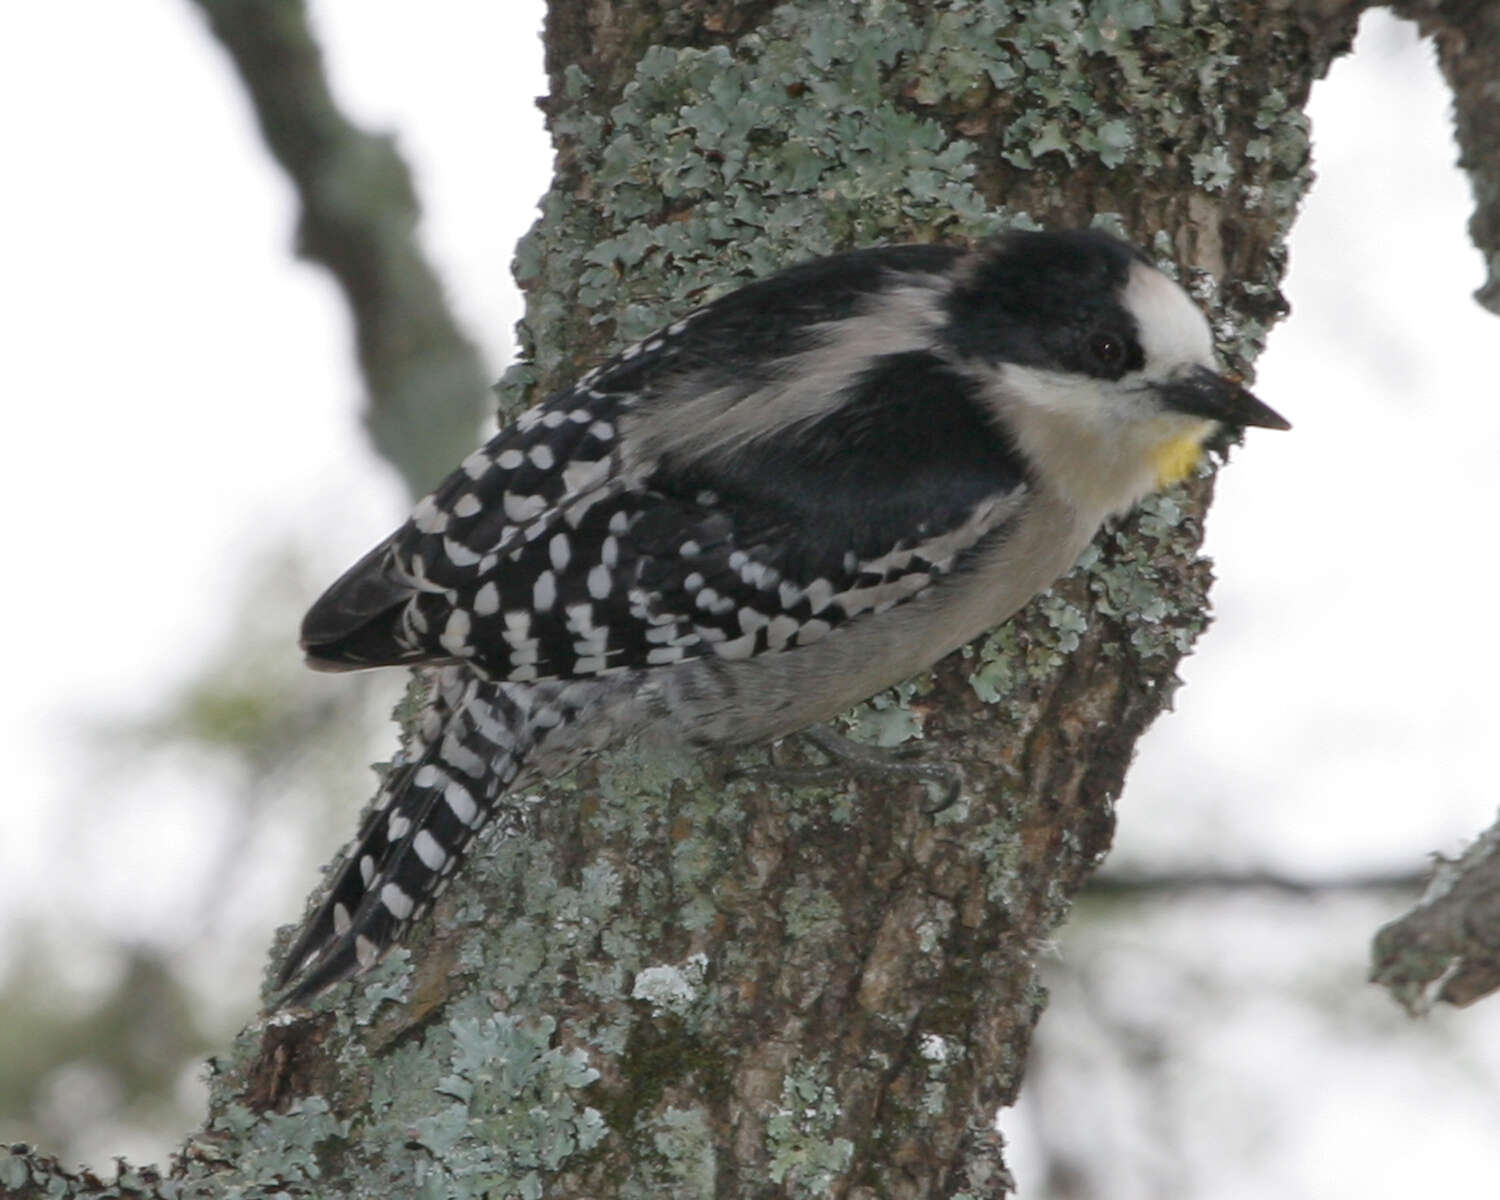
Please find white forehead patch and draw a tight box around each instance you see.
[1123,262,1215,373]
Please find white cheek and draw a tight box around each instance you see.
[996,365,1147,431]
[1123,263,1216,372]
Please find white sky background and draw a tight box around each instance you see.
[2,0,1498,1188]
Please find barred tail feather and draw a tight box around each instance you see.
[275,671,536,1003]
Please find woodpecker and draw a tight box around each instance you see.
[276,228,1289,1002]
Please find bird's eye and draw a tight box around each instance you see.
[1086,330,1128,373]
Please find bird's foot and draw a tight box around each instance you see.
[730,724,964,808]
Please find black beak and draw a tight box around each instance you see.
[1155,366,1291,430]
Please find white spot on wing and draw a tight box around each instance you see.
[533,570,557,611]
[381,883,415,920]
[440,610,472,655]
[444,779,478,826]
[412,495,448,534]
[504,492,546,522]
[413,830,447,871]
[715,633,756,660]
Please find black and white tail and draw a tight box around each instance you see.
[275,668,540,1002]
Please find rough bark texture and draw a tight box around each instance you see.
[23,0,1500,1196]
[1373,813,1500,1012]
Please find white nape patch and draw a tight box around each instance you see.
[1123,262,1216,374]
[413,830,448,871]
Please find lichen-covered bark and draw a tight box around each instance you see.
[3,2,1395,1198]
[1373,812,1500,1012]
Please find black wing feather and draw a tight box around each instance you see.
[300,247,1026,682]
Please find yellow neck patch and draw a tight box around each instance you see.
[1150,430,1208,489]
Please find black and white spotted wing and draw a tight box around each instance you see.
[302,346,1028,684]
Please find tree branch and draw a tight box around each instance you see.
[186,0,490,495]
[1391,0,1500,313]
[1372,812,1500,1013]
[1087,867,1425,899]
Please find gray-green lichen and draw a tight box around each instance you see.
[171,2,1332,1196]
[765,1063,856,1196]
[510,0,1314,403]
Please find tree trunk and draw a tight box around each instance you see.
[10,1,1431,1197]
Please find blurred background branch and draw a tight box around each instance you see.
[188,0,489,495]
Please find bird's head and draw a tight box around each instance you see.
[942,229,1289,515]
